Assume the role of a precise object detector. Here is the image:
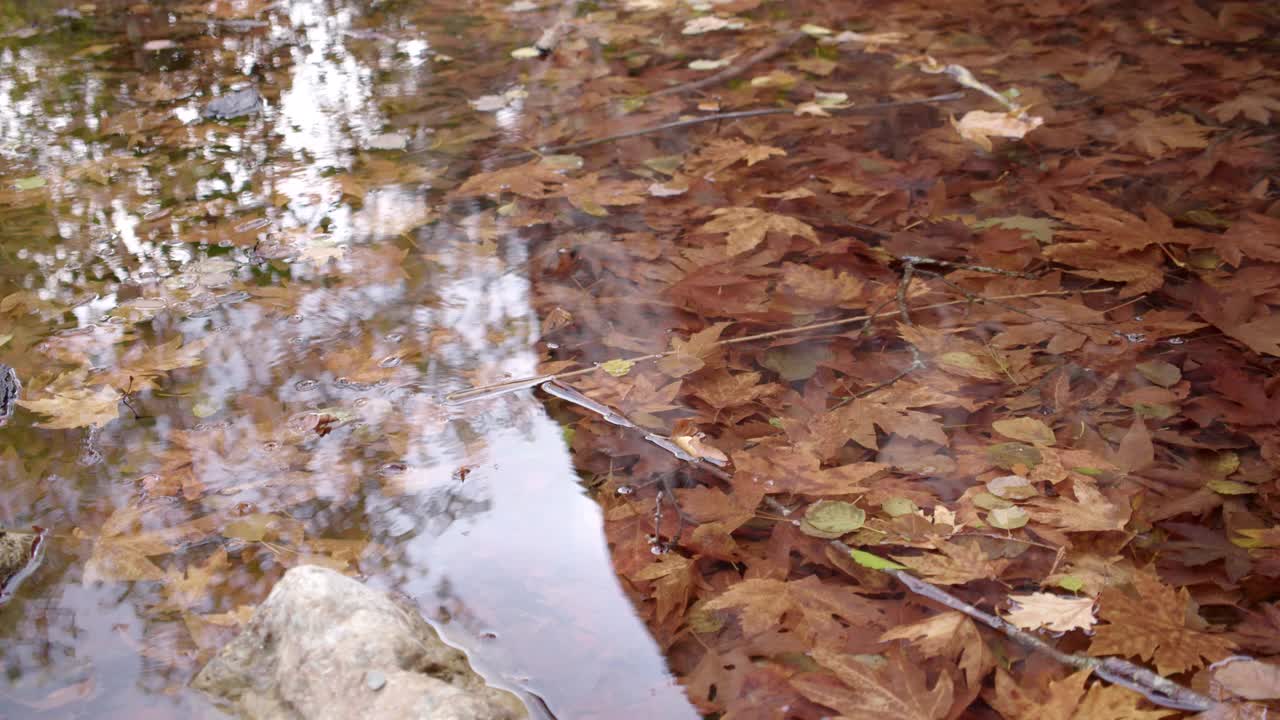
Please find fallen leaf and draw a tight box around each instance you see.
[1005,592,1097,633]
[18,386,121,429]
[698,207,817,255]
[993,417,1057,446]
[951,110,1044,151]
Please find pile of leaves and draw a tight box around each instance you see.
[3,0,1279,715]
[443,0,1280,717]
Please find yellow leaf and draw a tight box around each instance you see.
[600,358,636,377]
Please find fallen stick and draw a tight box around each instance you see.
[649,30,806,98]
[497,91,966,163]
[444,287,1112,405]
[831,540,1218,713]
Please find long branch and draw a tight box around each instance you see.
[498,92,965,163]
[444,287,1111,405]
[829,540,1218,713]
[649,31,806,98]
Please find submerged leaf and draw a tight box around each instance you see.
[801,501,866,538]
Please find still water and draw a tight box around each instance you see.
[0,0,697,716]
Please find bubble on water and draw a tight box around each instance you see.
[379,462,407,475]
[386,332,404,343]
[289,336,307,345]
[1166,336,1185,345]
[650,544,667,555]
[546,343,559,350]
[353,397,369,408]
[262,441,280,452]
[379,356,401,369]
[616,485,633,495]
[295,379,319,391]
[288,313,304,324]
[1123,332,1145,343]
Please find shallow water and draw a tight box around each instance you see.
[0,0,696,716]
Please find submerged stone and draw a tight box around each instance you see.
[193,565,529,720]
[202,87,262,120]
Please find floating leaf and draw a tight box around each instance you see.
[18,386,121,429]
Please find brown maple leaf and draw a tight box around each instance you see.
[1210,94,1280,124]
[656,321,731,377]
[776,262,867,309]
[450,160,566,198]
[1089,571,1235,675]
[1121,110,1213,158]
[879,611,993,689]
[792,647,954,720]
[985,668,1176,720]
[698,207,817,255]
[684,138,786,178]
[18,385,121,429]
[893,539,1010,585]
[1027,476,1131,532]
[1220,213,1280,265]
[562,172,648,216]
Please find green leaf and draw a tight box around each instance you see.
[1056,575,1085,592]
[1207,479,1255,495]
[14,176,46,191]
[849,548,907,571]
[600,358,636,377]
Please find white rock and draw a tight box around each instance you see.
[192,566,528,720]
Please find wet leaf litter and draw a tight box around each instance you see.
[0,0,1279,718]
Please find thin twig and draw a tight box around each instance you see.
[649,31,806,98]
[444,288,1113,404]
[829,540,1217,713]
[496,92,966,163]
